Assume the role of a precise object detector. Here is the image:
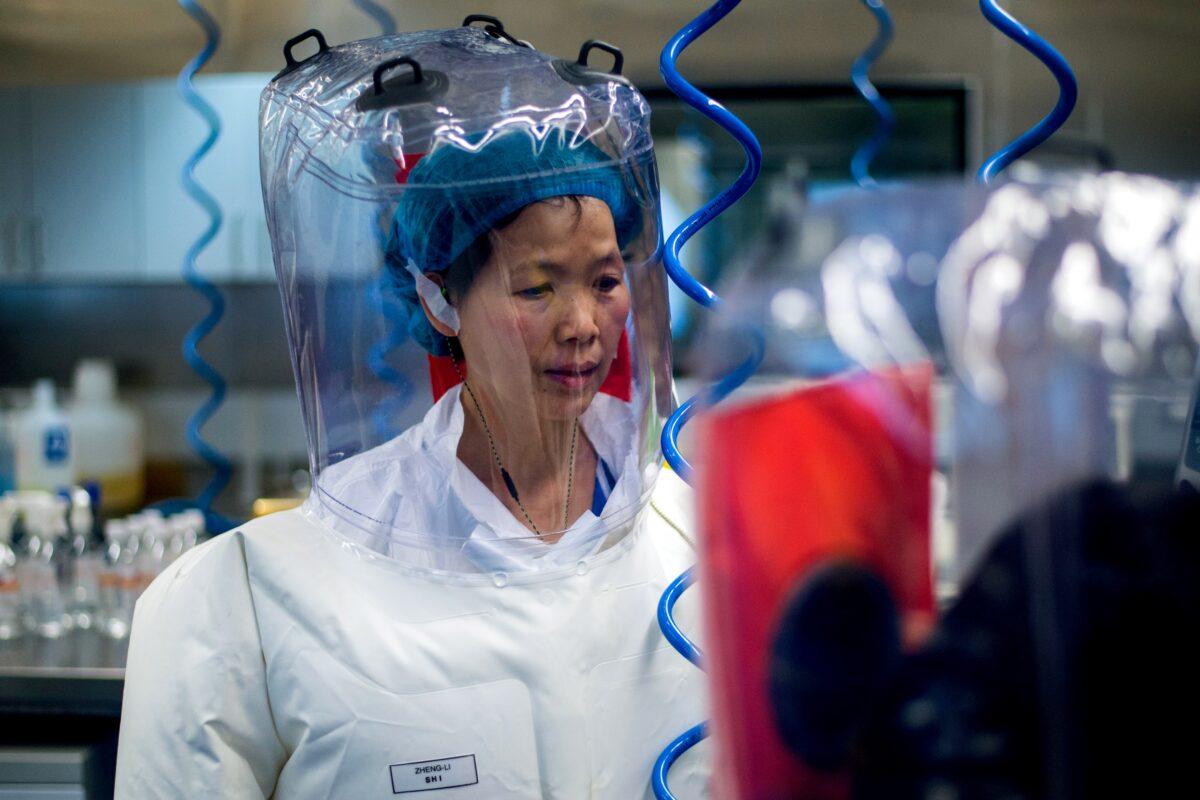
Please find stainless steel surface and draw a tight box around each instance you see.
[0,632,127,717]
[0,745,95,784]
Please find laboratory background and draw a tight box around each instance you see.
[1,1,1199,798]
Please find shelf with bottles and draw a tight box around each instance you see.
[0,489,207,644]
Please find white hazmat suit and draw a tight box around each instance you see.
[115,466,707,798]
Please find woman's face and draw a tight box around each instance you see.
[451,197,631,422]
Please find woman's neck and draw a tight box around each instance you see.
[455,384,596,537]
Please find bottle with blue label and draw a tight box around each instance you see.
[15,380,75,492]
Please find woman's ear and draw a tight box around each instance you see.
[416,271,460,338]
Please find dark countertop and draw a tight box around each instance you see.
[0,631,127,717]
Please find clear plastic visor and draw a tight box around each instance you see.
[264,131,671,576]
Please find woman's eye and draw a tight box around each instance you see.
[596,276,623,292]
[516,284,550,299]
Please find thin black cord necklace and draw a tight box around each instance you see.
[448,339,578,534]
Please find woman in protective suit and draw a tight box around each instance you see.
[115,22,708,800]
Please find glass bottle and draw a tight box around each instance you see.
[0,496,20,640]
[18,497,68,638]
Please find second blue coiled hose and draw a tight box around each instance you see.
[976,0,1077,184]
[653,1,764,797]
[177,0,233,518]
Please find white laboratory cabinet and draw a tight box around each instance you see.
[0,74,274,283]
[0,89,33,279]
[141,74,274,283]
[30,84,145,280]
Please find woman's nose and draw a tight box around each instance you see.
[556,294,601,344]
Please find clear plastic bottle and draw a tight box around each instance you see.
[180,509,207,550]
[100,519,138,640]
[164,509,205,565]
[134,514,169,591]
[17,496,69,638]
[67,360,145,514]
[0,496,21,640]
[49,495,73,592]
[97,519,123,636]
[64,488,100,630]
[15,380,74,492]
[164,515,187,566]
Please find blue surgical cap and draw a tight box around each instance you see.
[383,131,645,356]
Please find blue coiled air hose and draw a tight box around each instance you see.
[653,1,764,797]
[976,0,1077,184]
[850,0,896,188]
[177,0,233,525]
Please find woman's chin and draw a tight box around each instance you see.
[539,386,598,421]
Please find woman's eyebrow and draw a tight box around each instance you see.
[517,251,621,275]
[587,251,623,271]
[508,261,553,280]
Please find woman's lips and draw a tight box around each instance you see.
[544,363,599,390]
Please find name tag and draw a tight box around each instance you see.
[390,754,479,794]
